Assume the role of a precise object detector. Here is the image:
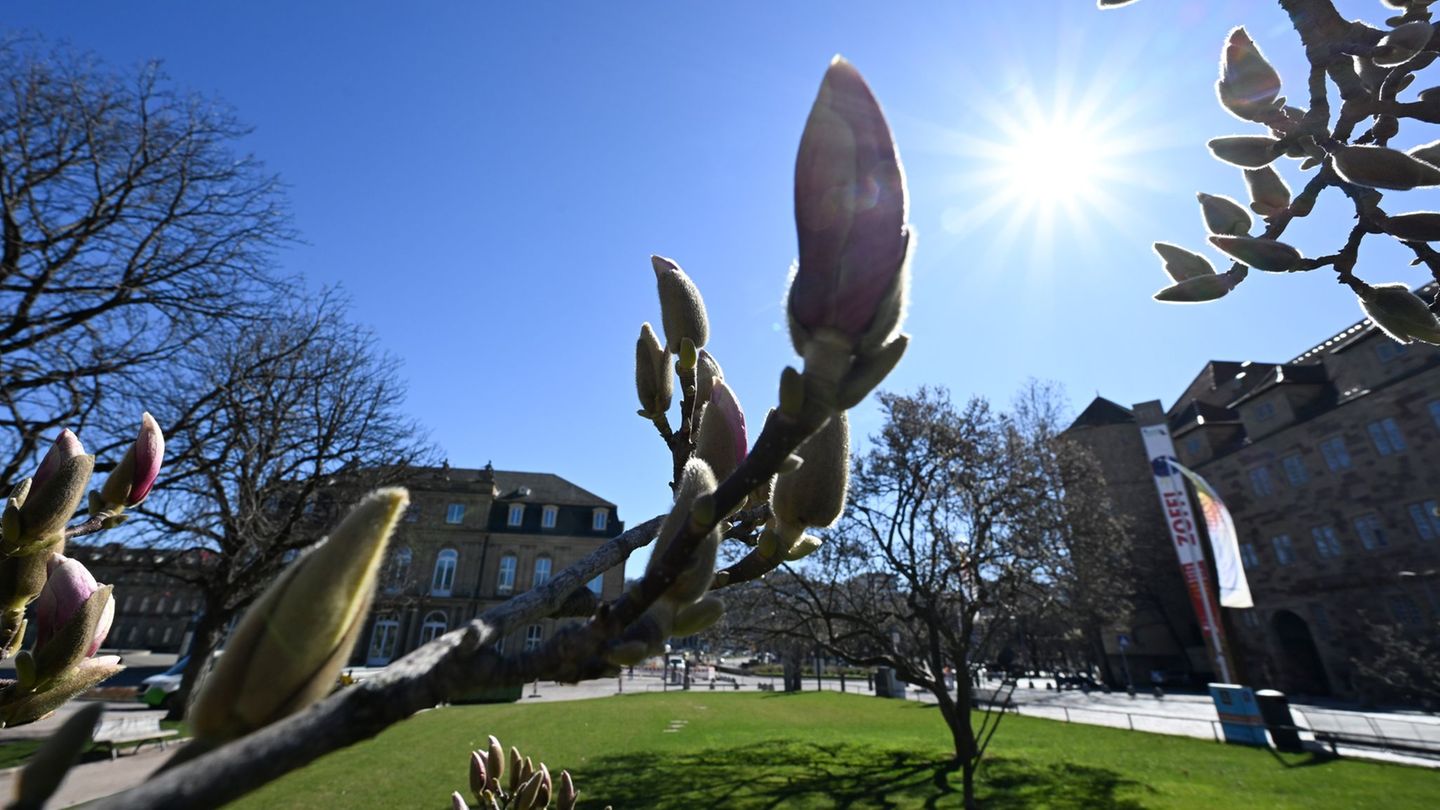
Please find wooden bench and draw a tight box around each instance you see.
[91,713,180,760]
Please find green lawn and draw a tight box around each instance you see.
[234,692,1437,809]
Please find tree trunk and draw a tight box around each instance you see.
[167,607,229,721]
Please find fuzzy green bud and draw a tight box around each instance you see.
[1243,167,1291,217]
[1153,242,1217,283]
[652,255,709,353]
[1380,211,1440,241]
[772,412,849,539]
[1216,27,1282,121]
[11,431,94,553]
[1208,235,1304,273]
[634,323,672,419]
[1334,145,1440,190]
[188,488,408,743]
[1358,283,1440,345]
[1196,193,1252,236]
[1372,20,1433,67]
[1206,135,1280,168]
[1154,269,1245,304]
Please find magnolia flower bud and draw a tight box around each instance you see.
[470,750,489,799]
[1216,28,1282,121]
[452,791,471,810]
[836,334,908,409]
[0,656,123,728]
[98,412,165,510]
[652,255,709,353]
[772,412,849,539]
[1207,136,1280,168]
[694,381,748,483]
[12,431,94,551]
[1154,270,1245,304]
[634,323,672,419]
[35,555,114,663]
[672,595,724,635]
[1381,211,1440,241]
[1334,145,1440,190]
[1243,167,1291,217]
[1358,283,1440,345]
[537,763,553,809]
[558,771,577,810]
[1208,235,1303,272]
[789,57,910,356]
[784,534,824,561]
[508,746,524,794]
[1372,20,1433,67]
[1196,193,1251,236]
[648,459,720,605]
[189,488,408,743]
[1153,243,1217,282]
[694,350,725,409]
[0,553,50,658]
[1410,139,1440,167]
[516,771,544,810]
[487,735,505,785]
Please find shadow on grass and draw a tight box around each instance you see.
[574,740,1149,809]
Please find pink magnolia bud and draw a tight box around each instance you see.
[32,430,85,490]
[100,412,165,509]
[695,380,747,482]
[35,554,114,657]
[790,57,909,355]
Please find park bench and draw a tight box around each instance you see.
[91,713,179,760]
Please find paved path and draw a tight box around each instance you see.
[4,674,1436,806]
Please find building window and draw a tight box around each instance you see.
[592,509,609,532]
[173,599,185,614]
[446,503,465,524]
[1353,514,1388,550]
[1308,604,1331,636]
[496,554,517,595]
[1375,342,1408,363]
[122,595,134,612]
[1253,401,1276,422]
[1240,611,1260,629]
[1248,467,1274,497]
[139,596,151,613]
[1280,454,1308,486]
[507,504,525,527]
[1367,418,1406,456]
[126,626,139,644]
[542,505,558,529]
[1184,437,1202,456]
[367,617,399,666]
[532,556,552,588]
[1388,594,1424,627]
[402,504,420,523]
[162,626,174,645]
[1240,542,1260,568]
[1319,436,1352,471]
[1430,400,1440,430]
[420,611,448,644]
[1311,525,1342,559]
[524,624,543,652]
[587,574,604,595]
[1271,534,1295,566]
[431,549,458,596]
[386,547,412,593]
[1409,500,1440,541]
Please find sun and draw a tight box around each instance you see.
[937,65,1167,269]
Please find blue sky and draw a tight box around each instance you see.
[11,1,1432,576]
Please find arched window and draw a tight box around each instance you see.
[420,610,448,644]
[367,615,400,666]
[431,549,458,596]
[386,547,413,593]
[532,556,552,588]
[496,554,517,595]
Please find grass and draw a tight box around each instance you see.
[0,718,188,772]
[230,691,1438,809]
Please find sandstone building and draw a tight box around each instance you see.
[1068,292,1440,700]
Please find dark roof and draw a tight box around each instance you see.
[1067,397,1135,430]
[408,466,615,507]
[1168,400,1239,433]
[491,470,615,507]
[1227,363,1331,408]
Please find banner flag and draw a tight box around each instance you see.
[1139,424,1232,682]
[1171,461,1254,609]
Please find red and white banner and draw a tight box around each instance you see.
[1140,424,1232,683]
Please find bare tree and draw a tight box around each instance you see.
[763,386,1130,809]
[0,38,291,482]
[1351,617,1440,710]
[129,291,436,716]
